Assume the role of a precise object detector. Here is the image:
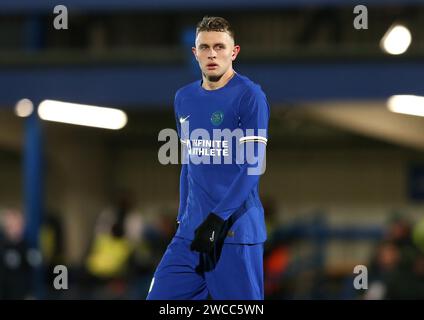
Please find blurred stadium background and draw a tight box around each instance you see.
[1,0,424,299]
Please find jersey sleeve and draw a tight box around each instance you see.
[174,92,189,222]
[211,87,270,220]
[177,162,188,222]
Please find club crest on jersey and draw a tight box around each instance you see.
[211,110,224,126]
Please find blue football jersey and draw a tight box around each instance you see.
[174,72,270,244]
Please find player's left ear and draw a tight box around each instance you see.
[231,45,240,61]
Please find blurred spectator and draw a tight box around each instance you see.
[365,241,400,299]
[77,191,177,299]
[80,193,136,299]
[264,243,293,299]
[365,213,424,299]
[0,208,33,299]
[40,211,66,283]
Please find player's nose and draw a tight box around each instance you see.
[207,48,217,58]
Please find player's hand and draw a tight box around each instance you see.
[190,213,225,253]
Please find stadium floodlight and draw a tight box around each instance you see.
[15,98,34,117]
[38,100,127,130]
[380,24,412,55]
[387,95,424,117]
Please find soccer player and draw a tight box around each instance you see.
[147,16,270,300]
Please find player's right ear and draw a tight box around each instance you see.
[191,47,198,61]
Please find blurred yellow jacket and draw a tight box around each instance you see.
[86,234,132,278]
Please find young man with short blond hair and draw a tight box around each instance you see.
[147,16,270,300]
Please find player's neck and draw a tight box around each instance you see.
[202,69,235,91]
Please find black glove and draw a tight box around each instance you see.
[190,213,225,253]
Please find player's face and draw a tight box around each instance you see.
[192,31,240,82]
